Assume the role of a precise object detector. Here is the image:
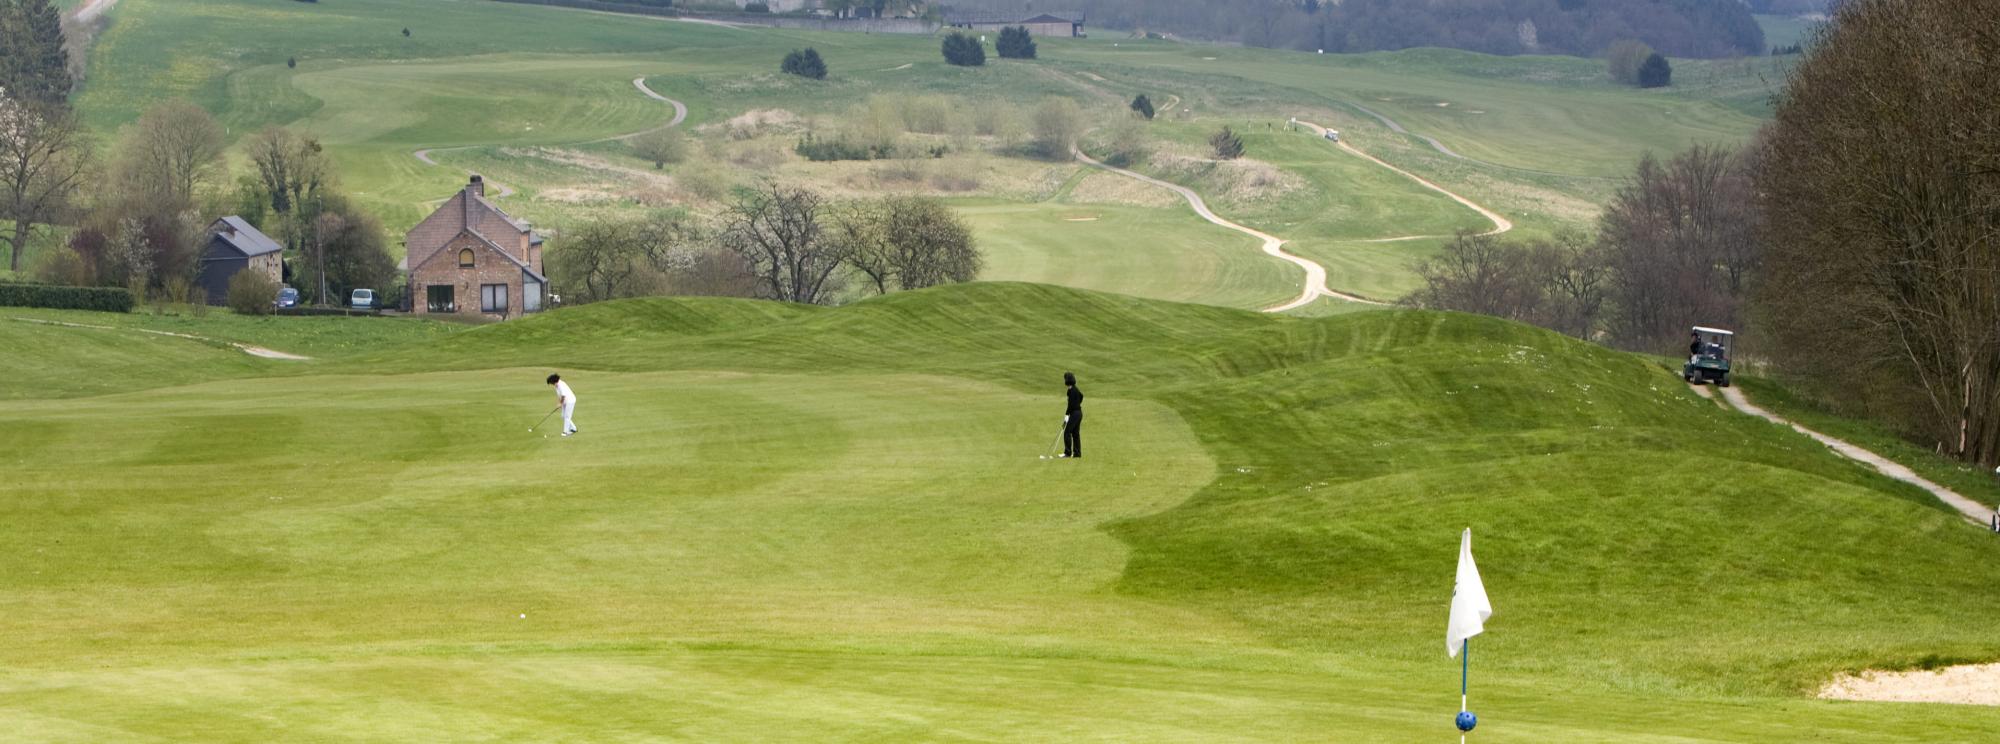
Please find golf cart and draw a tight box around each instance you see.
[1683,326,1734,387]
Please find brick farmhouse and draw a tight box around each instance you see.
[403,175,546,320]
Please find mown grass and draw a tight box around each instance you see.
[5,285,1997,739]
[73,0,1777,309]
[1739,375,2000,511]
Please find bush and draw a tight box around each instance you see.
[1605,40,1653,85]
[226,270,280,315]
[997,26,1036,59]
[794,133,896,162]
[942,32,985,67]
[1130,94,1155,120]
[1210,126,1245,160]
[781,48,827,80]
[1638,53,1673,88]
[0,282,135,312]
[1030,97,1084,160]
[744,1,768,11]
[630,127,688,169]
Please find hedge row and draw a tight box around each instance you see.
[0,283,135,313]
[274,306,381,317]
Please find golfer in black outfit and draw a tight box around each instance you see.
[1062,372,1084,459]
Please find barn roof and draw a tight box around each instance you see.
[210,216,283,258]
[944,10,1083,24]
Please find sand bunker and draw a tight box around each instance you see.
[1820,663,2000,706]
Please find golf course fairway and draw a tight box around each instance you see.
[3,284,1997,740]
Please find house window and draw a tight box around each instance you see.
[458,248,475,268]
[426,285,455,313]
[480,283,508,313]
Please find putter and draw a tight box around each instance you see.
[529,405,560,433]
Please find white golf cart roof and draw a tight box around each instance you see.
[1692,326,1734,337]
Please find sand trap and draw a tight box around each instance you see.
[1436,102,1451,107]
[1202,57,1217,60]
[1821,663,2000,706]
[1063,217,1100,222]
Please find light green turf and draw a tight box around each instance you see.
[4,285,1999,740]
[964,200,1299,312]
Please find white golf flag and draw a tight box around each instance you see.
[1447,528,1491,658]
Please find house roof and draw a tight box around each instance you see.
[945,10,1082,24]
[210,216,283,258]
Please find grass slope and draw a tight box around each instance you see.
[4,285,1998,740]
[71,0,1778,307]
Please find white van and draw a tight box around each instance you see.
[350,288,376,310]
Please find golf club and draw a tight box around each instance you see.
[529,405,560,433]
[1039,423,1065,460]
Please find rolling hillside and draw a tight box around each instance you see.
[60,0,1782,309]
[2,285,1996,740]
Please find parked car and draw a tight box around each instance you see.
[350,288,376,310]
[274,287,300,309]
[1325,130,1340,142]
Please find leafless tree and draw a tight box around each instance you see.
[1758,0,2000,466]
[833,196,981,296]
[244,127,329,219]
[1533,229,1609,340]
[1031,97,1084,161]
[115,99,225,212]
[721,184,849,305]
[1598,144,1760,351]
[0,93,92,273]
[1406,230,1545,322]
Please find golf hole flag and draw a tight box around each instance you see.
[1448,528,1491,737]
[1448,528,1491,657]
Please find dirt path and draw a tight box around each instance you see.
[413,78,686,196]
[1295,119,1512,239]
[1074,150,1382,312]
[11,318,313,361]
[1708,384,1995,525]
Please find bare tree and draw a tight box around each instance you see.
[548,212,706,304]
[1406,230,1545,322]
[115,99,225,212]
[1532,229,1609,340]
[0,93,91,272]
[1598,144,1760,351]
[1031,97,1084,161]
[833,196,980,296]
[721,184,848,305]
[1758,0,2000,465]
[244,127,329,218]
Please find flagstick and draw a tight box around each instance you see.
[1461,638,1469,744]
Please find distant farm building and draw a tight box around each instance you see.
[402,175,547,320]
[195,216,284,304]
[945,11,1084,37]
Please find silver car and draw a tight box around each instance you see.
[350,288,375,310]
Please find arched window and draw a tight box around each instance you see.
[457,248,475,268]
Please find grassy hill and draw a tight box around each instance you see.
[3,284,1997,740]
[61,0,1781,309]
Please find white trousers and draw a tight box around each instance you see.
[562,400,577,433]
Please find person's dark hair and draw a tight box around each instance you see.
[547,374,561,385]
[1064,372,1076,386]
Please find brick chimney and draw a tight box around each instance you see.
[468,174,485,197]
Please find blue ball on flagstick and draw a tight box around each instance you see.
[1456,711,1478,732]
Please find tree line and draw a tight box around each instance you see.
[548,185,980,307]
[942,0,1763,58]
[1410,0,2000,469]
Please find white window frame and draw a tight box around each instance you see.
[480,283,509,313]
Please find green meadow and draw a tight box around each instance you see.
[62,0,1778,307]
[3,285,1999,739]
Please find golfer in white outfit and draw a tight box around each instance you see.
[547,373,578,436]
